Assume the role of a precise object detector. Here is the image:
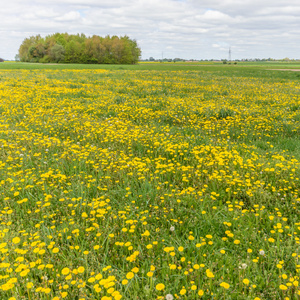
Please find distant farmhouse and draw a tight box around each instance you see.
[0,58,4,62]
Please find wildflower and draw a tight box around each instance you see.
[156,283,165,291]
[131,267,139,273]
[206,269,214,278]
[259,250,265,256]
[279,284,288,290]
[165,294,174,300]
[220,282,230,289]
[61,268,70,275]
[170,226,175,232]
[180,288,186,295]
[239,263,248,269]
[26,282,34,289]
[12,237,20,244]
[126,272,134,279]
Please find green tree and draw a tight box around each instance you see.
[49,44,65,63]
[18,35,42,62]
[18,33,141,64]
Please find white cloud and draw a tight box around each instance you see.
[55,11,81,21]
[0,0,299,60]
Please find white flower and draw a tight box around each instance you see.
[166,294,174,300]
[170,226,175,232]
[239,263,247,269]
[259,250,265,256]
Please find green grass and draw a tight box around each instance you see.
[2,61,300,81]
[0,63,299,299]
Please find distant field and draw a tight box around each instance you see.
[0,63,300,299]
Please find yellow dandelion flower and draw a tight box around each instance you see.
[12,237,20,244]
[126,272,134,279]
[220,282,230,289]
[155,283,165,291]
[61,268,70,275]
[180,288,186,295]
[279,284,288,290]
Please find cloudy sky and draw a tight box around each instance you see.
[1,0,300,60]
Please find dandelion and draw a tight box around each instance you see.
[170,226,175,232]
[180,288,186,295]
[279,284,288,290]
[12,237,20,244]
[131,267,139,273]
[26,282,34,289]
[126,272,134,279]
[165,294,174,300]
[206,269,214,278]
[239,263,248,269]
[277,264,283,269]
[61,268,70,275]
[156,283,165,291]
[220,282,230,289]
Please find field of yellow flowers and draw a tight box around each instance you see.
[0,64,300,299]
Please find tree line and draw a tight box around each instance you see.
[18,33,141,64]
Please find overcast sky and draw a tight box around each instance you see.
[1,0,300,60]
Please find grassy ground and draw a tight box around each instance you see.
[1,61,300,80]
[0,62,299,299]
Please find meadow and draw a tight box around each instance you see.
[0,61,300,299]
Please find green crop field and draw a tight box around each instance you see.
[0,62,300,299]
